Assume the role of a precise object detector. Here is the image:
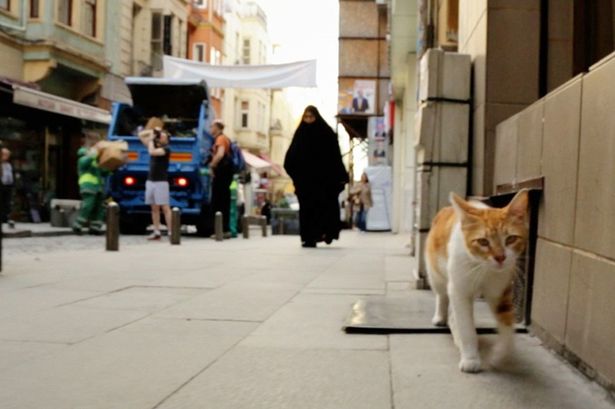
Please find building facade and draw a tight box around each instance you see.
[386,0,615,393]
[187,0,224,115]
[337,0,392,229]
[228,1,271,153]
[482,1,615,393]
[0,0,112,221]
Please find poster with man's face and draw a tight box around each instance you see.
[338,79,376,115]
[368,116,388,166]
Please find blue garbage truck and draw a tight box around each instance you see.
[106,78,215,236]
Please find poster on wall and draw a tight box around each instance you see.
[338,79,376,115]
[367,116,388,166]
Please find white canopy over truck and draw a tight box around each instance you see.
[163,56,317,89]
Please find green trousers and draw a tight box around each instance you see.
[73,192,105,232]
[229,182,238,238]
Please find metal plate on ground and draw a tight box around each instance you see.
[343,293,527,334]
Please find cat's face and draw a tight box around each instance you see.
[451,191,529,271]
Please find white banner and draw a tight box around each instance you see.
[163,56,317,89]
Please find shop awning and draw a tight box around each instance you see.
[12,85,111,124]
[258,153,286,176]
[242,149,271,170]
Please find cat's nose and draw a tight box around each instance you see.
[494,255,506,264]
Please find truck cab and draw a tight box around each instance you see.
[107,78,215,235]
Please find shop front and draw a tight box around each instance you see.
[0,80,110,222]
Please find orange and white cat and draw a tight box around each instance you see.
[425,190,528,373]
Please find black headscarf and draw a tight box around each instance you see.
[284,106,349,193]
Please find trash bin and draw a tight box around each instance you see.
[271,208,300,235]
[50,199,81,227]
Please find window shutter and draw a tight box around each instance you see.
[163,15,173,55]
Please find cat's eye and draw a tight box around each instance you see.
[506,235,520,245]
[476,238,490,247]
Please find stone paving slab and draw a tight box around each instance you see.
[156,347,392,409]
[240,293,388,351]
[157,281,300,322]
[67,286,204,313]
[0,232,612,409]
[0,305,150,344]
[0,286,100,319]
[0,318,257,409]
[0,340,68,372]
[390,334,615,409]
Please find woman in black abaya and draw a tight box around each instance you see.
[284,106,349,248]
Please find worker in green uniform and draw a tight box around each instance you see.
[72,141,108,235]
[229,176,238,238]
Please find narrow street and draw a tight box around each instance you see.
[0,232,612,409]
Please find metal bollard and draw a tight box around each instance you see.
[260,216,267,237]
[277,215,284,235]
[106,202,120,251]
[215,211,223,241]
[242,216,249,239]
[170,207,181,245]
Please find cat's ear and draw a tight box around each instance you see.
[506,189,529,223]
[450,192,479,222]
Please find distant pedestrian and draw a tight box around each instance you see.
[284,105,349,248]
[350,172,372,231]
[139,117,172,240]
[1,148,15,228]
[73,141,108,235]
[209,120,233,235]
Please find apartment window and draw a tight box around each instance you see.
[193,43,206,62]
[240,101,249,128]
[163,14,173,55]
[242,38,251,64]
[210,47,216,65]
[151,12,163,69]
[194,0,207,8]
[0,0,9,12]
[209,46,221,65]
[261,42,267,64]
[30,0,39,18]
[82,0,97,37]
[58,0,72,25]
[258,102,266,132]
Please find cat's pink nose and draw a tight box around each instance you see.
[494,255,506,264]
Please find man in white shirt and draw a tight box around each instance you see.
[1,148,15,228]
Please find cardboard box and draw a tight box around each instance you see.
[98,141,128,171]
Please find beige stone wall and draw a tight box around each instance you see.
[459,0,540,196]
[339,1,379,38]
[0,41,23,80]
[546,0,574,93]
[493,52,615,387]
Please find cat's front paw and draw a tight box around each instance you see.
[431,315,448,327]
[459,357,482,373]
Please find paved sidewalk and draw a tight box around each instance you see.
[0,232,613,409]
[1,222,73,238]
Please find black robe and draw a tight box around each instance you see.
[284,114,349,244]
